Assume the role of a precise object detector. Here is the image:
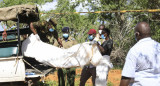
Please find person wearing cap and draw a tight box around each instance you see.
[30,19,63,47]
[54,27,78,86]
[87,29,97,41]
[79,29,97,86]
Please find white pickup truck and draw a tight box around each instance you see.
[0,28,54,86]
[0,5,53,86]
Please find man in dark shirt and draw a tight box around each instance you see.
[96,28,113,86]
[97,28,113,55]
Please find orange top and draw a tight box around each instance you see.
[2,31,7,38]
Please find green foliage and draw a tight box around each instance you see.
[107,81,113,86]
[1,0,160,67]
[36,80,57,86]
[0,0,52,7]
[44,0,101,43]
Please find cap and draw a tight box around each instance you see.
[49,18,57,27]
[62,27,69,33]
[88,29,96,34]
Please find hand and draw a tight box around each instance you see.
[89,40,97,45]
[57,38,63,47]
[93,34,100,42]
[96,34,100,38]
[30,22,37,35]
[35,34,40,41]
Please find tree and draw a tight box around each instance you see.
[1,0,160,67]
[0,0,53,7]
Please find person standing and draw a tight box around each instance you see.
[97,28,113,56]
[54,27,78,86]
[98,24,105,45]
[98,24,105,35]
[96,28,113,86]
[120,22,160,86]
[30,18,63,46]
[79,29,97,86]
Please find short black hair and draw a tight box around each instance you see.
[99,24,105,28]
[103,28,110,36]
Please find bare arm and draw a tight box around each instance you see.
[120,76,131,86]
[30,22,37,35]
[94,34,105,53]
[57,38,63,47]
[97,43,105,53]
[53,29,63,47]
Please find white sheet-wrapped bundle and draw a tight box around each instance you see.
[22,34,103,68]
[95,55,113,86]
[22,34,114,86]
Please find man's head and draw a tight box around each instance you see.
[134,22,151,41]
[88,29,97,41]
[47,18,57,33]
[101,28,110,40]
[98,24,105,34]
[47,24,54,33]
[62,27,70,39]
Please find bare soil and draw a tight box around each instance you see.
[44,68,122,86]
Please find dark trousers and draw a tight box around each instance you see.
[58,68,75,86]
[79,66,96,86]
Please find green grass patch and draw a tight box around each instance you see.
[35,80,57,86]
[107,81,114,86]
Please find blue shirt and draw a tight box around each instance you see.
[122,37,160,86]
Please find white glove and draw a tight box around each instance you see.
[35,34,41,41]
[93,34,100,42]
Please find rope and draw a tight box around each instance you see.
[14,46,43,74]
[90,44,95,62]
[62,43,84,67]
[23,59,43,74]
[23,58,45,83]
[14,44,20,74]
[62,43,95,68]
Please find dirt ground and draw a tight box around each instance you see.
[44,68,122,86]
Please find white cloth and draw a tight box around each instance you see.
[22,34,103,68]
[22,34,113,86]
[95,55,113,86]
[122,37,160,86]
